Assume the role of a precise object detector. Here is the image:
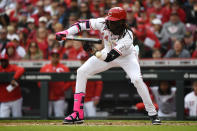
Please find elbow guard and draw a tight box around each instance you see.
[104,49,121,62]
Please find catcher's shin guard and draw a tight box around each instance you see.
[63,93,85,124]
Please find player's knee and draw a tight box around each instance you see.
[77,67,88,77]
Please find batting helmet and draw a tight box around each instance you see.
[106,7,127,21]
[0,53,9,60]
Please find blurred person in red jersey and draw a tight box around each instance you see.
[26,17,36,40]
[31,1,50,26]
[39,48,71,117]
[4,42,22,60]
[89,0,102,18]
[18,28,29,49]
[147,0,163,20]
[71,51,103,117]
[0,53,25,118]
[63,41,84,60]
[164,40,191,58]
[133,20,161,58]
[162,1,186,23]
[34,27,49,59]
[24,41,43,60]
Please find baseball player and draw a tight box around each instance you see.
[0,54,25,118]
[56,7,161,125]
[39,49,70,117]
[184,81,197,116]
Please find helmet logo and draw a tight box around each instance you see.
[108,12,112,16]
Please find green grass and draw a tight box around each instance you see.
[0,120,196,131]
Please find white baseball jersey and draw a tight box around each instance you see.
[184,91,197,116]
[67,18,136,57]
[151,86,176,117]
[65,17,157,116]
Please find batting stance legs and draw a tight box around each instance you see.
[64,52,157,124]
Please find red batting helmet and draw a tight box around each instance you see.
[106,7,127,21]
[0,53,9,60]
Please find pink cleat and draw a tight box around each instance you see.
[63,93,85,124]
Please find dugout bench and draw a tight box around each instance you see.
[0,70,196,120]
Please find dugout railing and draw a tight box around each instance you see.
[0,70,196,120]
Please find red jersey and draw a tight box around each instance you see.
[0,64,25,102]
[39,63,70,101]
[72,81,103,102]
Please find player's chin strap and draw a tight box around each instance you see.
[104,49,121,62]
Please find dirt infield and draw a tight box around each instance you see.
[0,120,197,126]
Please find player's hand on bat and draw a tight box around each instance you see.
[55,30,68,41]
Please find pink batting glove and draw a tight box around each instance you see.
[55,30,68,41]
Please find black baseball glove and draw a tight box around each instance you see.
[56,34,66,41]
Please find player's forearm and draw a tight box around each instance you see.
[13,67,25,80]
[62,20,91,36]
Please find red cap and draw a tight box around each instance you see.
[106,7,127,21]
[0,54,9,60]
[6,42,16,49]
[10,17,18,22]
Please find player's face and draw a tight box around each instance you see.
[107,20,123,35]
[51,53,60,65]
[160,81,169,93]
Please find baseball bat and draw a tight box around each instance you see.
[64,36,102,44]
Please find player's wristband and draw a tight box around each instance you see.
[104,49,120,62]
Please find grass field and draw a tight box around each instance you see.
[0,120,197,131]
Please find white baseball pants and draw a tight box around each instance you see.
[0,98,23,118]
[48,100,67,117]
[75,50,157,116]
[84,101,96,117]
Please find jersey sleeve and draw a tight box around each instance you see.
[67,18,105,35]
[89,18,105,31]
[113,31,134,56]
[12,65,25,80]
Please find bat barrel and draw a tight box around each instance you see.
[66,37,102,44]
